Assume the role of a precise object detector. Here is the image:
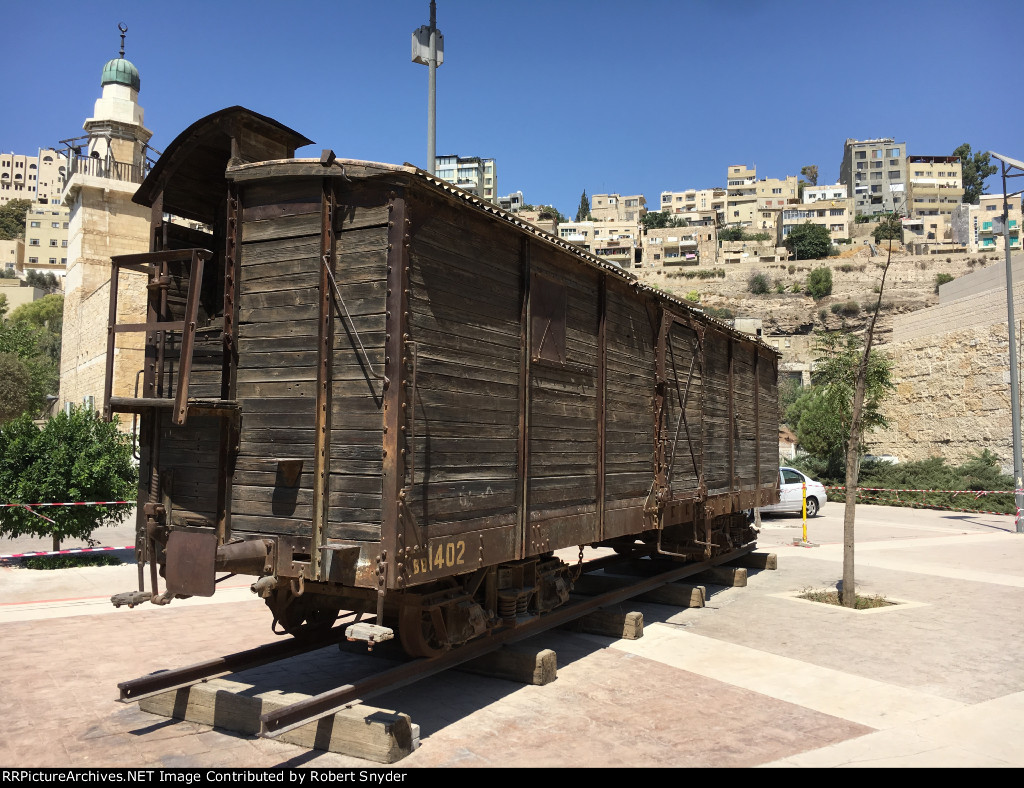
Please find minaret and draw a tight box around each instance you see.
[59,24,154,416]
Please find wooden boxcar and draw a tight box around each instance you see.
[106,108,780,656]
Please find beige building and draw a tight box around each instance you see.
[0,149,68,208]
[659,187,726,221]
[59,35,155,414]
[907,155,963,219]
[22,205,70,283]
[557,218,640,267]
[1,238,23,274]
[516,208,558,235]
[725,165,758,227]
[641,220,717,268]
[780,192,854,244]
[590,193,646,223]
[0,277,45,312]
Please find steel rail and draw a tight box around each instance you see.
[258,542,756,739]
[117,617,358,703]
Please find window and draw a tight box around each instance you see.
[29,238,39,246]
[887,148,900,157]
[28,257,38,264]
[62,240,67,247]
[49,239,57,247]
[873,149,883,159]
[51,222,59,228]
[30,221,40,228]
[49,258,57,265]
[889,171,900,179]
[855,151,866,160]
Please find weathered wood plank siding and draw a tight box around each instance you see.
[603,282,655,504]
[162,413,221,527]
[231,184,387,541]
[406,208,522,533]
[664,319,703,497]
[527,246,600,547]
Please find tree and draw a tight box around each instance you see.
[786,222,833,260]
[954,143,997,205]
[786,333,894,479]
[0,295,62,420]
[522,204,567,224]
[800,165,819,187]
[0,353,33,422]
[0,199,32,240]
[0,406,137,551]
[839,223,899,606]
[24,271,60,295]
[872,212,902,243]
[575,191,590,222]
[805,267,833,299]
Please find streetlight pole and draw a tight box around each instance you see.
[412,2,443,175]
[988,151,1024,533]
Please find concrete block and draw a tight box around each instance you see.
[690,566,747,587]
[139,678,417,763]
[727,552,777,570]
[458,644,557,685]
[561,606,644,640]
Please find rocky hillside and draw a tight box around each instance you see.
[635,234,1002,342]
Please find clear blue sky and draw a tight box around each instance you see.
[4,0,1022,218]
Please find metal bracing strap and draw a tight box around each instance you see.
[319,253,389,404]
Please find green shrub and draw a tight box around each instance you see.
[747,271,770,294]
[935,273,954,293]
[685,290,700,303]
[805,267,833,299]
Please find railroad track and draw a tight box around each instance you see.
[118,543,758,740]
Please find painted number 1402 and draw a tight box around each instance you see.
[410,539,466,576]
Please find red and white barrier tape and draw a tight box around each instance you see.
[0,545,135,560]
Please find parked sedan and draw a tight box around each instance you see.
[760,467,827,517]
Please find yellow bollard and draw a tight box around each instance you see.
[802,482,807,543]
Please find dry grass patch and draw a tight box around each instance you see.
[798,588,896,610]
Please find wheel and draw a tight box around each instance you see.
[399,605,449,658]
[805,497,819,517]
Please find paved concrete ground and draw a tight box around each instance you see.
[0,503,1022,768]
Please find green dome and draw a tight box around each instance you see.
[101,58,140,91]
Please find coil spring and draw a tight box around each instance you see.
[498,595,517,620]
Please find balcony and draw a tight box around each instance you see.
[69,155,147,184]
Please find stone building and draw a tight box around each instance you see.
[59,29,156,415]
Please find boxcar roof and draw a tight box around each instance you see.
[227,156,779,355]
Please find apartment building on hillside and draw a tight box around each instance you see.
[22,204,70,282]
[725,164,758,227]
[590,193,646,222]
[907,155,963,218]
[557,218,640,266]
[0,149,68,207]
[660,187,726,221]
[434,154,497,203]
[951,194,1023,255]
[642,220,717,269]
[839,138,908,216]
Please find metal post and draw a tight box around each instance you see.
[427,1,437,175]
[1001,162,1024,533]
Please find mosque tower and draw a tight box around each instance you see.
[59,24,155,415]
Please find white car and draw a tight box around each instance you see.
[760,467,827,517]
